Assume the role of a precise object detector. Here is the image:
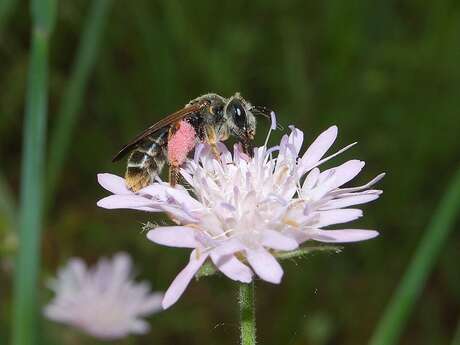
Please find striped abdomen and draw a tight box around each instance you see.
[125,129,168,192]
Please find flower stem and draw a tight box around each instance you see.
[239,281,256,345]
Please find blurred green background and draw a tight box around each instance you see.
[1,1,460,344]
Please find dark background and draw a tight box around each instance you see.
[1,1,460,344]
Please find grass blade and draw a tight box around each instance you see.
[46,0,112,203]
[11,0,56,344]
[369,168,460,345]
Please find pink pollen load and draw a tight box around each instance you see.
[167,120,197,166]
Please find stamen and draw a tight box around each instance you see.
[264,112,277,148]
[212,228,235,240]
[311,142,357,169]
[270,111,277,130]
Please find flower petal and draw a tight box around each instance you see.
[314,209,363,227]
[210,252,253,283]
[309,229,379,243]
[246,247,283,284]
[97,195,157,210]
[53,258,87,290]
[162,250,208,309]
[282,229,310,244]
[320,193,381,210]
[165,187,203,209]
[147,226,198,248]
[138,292,164,314]
[211,238,246,257]
[288,126,304,156]
[309,160,365,201]
[97,173,131,195]
[110,252,133,286]
[300,126,337,171]
[127,319,150,335]
[302,168,320,191]
[138,183,169,198]
[324,160,365,190]
[261,230,299,251]
[160,204,199,223]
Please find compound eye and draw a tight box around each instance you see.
[234,104,243,117]
[228,100,247,128]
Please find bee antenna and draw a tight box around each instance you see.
[251,106,284,131]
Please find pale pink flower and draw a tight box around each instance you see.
[44,253,163,340]
[98,125,384,309]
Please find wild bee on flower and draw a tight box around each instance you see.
[112,92,277,191]
[99,118,384,309]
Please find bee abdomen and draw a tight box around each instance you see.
[125,131,167,192]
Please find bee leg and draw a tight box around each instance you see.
[169,165,179,187]
[205,125,221,161]
[209,144,221,161]
[242,140,255,157]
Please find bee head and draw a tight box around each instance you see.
[225,93,256,148]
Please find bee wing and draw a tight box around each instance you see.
[112,101,208,162]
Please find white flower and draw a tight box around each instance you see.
[98,125,384,309]
[44,253,163,340]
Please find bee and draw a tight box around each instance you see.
[112,92,275,191]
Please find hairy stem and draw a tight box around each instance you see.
[239,282,256,345]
